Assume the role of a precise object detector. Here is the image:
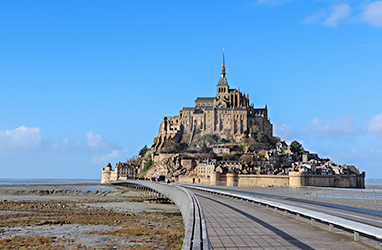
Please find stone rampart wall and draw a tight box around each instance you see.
[211,171,365,188]
[292,173,365,188]
[238,174,289,186]
[177,176,210,184]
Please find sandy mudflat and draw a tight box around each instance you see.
[0,184,140,200]
[0,184,184,249]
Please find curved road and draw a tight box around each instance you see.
[188,185,382,228]
[192,190,379,250]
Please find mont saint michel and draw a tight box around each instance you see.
[153,53,272,154]
[102,54,365,189]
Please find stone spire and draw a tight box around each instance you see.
[217,48,229,86]
[221,48,226,78]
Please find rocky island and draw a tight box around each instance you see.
[102,54,365,188]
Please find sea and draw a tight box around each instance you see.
[0,178,100,186]
[0,178,119,193]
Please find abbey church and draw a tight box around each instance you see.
[154,53,273,153]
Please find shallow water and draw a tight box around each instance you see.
[0,197,47,201]
[0,178,100,185]
[0,224,139,248]
[0,178,116,192]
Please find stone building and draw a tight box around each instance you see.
[154,53,273,154]
[196,159,217,178]
[212,144,230,155]
[101,162,136,184]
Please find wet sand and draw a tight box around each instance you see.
[0,184,184,249]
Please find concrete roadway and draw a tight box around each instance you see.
[193,190,380,250]
[190,185,382,229]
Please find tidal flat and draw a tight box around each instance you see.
[0,184,184,249]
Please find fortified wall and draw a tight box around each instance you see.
[207,171,365,188]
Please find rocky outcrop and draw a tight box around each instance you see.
[145,154,194,178]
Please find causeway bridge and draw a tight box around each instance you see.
[113,180,382,250]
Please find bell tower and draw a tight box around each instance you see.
[215,49,230,108]
[217,49,229,94]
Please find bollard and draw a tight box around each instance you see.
[329,224,334,232]
[354,231,359,241]
[374,191,377,205]
[350,190,353,201]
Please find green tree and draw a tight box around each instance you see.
[200,142,211,153]
[243,130,248,138]
[256,131,267,143]
[139,159,153,178]
[143,159,153,172]
[139,145,149,157]
[153,137,158,144]
[160,138,180,153]
[290,140,303,153]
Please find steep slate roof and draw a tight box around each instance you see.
[195,97,215,102]
[217,76,228,86]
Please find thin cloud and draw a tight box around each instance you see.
[273,122,295,140]
[0,126,124,167]
[362,1,382,27]
[303,1,382,28]
[0,126,42,150]
[303,9,327,24]
[323,4,351,27]
[86,131,116,151]
[305,117,359,139]
[91,148,129,165]
[368,113,382,137]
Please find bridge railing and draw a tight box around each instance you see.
[181,184,382,243]
[210,181,382,205]
[112,180,210,250]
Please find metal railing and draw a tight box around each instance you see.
[195,181,382,205]
[181,184,382,243]
[112,180,210,250]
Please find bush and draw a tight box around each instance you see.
[139,160,153,178]
[222,153,241,161]
[143,160,153,172]
[160,138,180,153]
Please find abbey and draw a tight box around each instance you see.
[154,53,273,153]
[101,53,365,189]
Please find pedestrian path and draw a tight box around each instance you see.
[194,191,374,250]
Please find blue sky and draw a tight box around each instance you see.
[1,0,382,179]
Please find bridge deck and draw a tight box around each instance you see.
[194,191,374,250]
[192,185,382,228]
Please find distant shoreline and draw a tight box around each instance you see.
[1,177,381,188]
[365,184,382,190]
[0,178,100,186]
